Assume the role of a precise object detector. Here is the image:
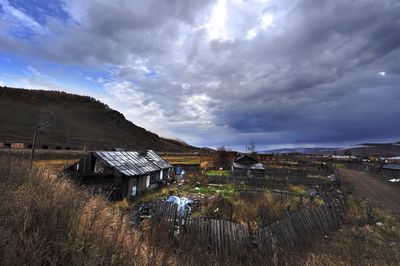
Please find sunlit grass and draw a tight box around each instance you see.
[205,170,231,176]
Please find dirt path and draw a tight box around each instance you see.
[339,168,400,216]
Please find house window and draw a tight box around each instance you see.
[94,160,105,173]
[146,175,150,187]
[150,172,159,184]
[131,185,137,197]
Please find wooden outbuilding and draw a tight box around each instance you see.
[379,163,400,180]
[63,150,172,200]
[231,154,265,178]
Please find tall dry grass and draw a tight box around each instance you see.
[0,155,150,265]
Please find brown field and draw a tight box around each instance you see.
[161,154,215,168]
[0,155,148,265]
[1,153,399,265]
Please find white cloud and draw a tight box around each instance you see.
[259,13,273,29]
[205,0,231,41]
[246,28,257,40]
[184,94,218,125]
[1,0,400,148]
[182,83,191,90]
[0,0,46,34]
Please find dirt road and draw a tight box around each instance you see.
[339,168,400,216]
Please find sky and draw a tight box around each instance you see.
[0,0,400,151]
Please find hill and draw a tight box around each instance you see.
[261,143,400,157]
[260,147,338,155]
[0,86,196,152]
[343,143,400,157]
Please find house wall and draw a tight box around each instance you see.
[233,167,265,178]
[162,168,170,180]
[126,176,138,199]
[120,175,129,198]
[137,175,148,193]
[148,171,159,189]
[71,154,96,175]
[381,168,400,180]
[94,159,114,175]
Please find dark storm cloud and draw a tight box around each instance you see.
[0,0,399,148]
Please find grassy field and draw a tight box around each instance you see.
[3,153,399,265]
[205,169,231,176]
[301,190,400,265]
[0,155,150,265]
[34,159,79,173]
[161,154,214,168]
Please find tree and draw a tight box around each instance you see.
[246,141,257,156]
[215,146,231,169]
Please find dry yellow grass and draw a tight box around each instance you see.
[34,159,78,174]
[302,191,400,265]
[2,153,398,265]
[0,155,153,265]
[161,155,214,167]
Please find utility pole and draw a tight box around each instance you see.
[29,127,38,169]
[83,144,87,173]
[334,150,337,171]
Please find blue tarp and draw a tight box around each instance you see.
[167,196,193,216]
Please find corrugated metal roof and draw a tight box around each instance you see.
[93,150,169,176]
[382,164,400,171]
[145,150,172,169]
[234,154,260,165]
[232,161,265,170]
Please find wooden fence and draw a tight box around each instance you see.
[151,200,178,236]
[207,175,330,187]
[235,187,309,203]
[180,218,251,261]
[151,202,344,262]
[265,168,326,178]
[257,204,341,257]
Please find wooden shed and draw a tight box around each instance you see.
[63,150,172,200]
[379,163,400,180]
[232,154,265,178]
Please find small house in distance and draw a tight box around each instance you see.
[379,163,400,181]
[232,154,265,178]
[63,150,172,200]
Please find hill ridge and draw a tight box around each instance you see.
[0,86,195,152]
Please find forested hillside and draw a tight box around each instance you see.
[0,86,195,152]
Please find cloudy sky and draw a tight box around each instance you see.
[0,0,400,150]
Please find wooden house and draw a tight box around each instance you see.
[63,150,172,200]
[379,163,400,180]
[231,154,265,178]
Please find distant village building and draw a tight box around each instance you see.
[379,163,400,181]
[232,154,265,178]
[11,143,26,149]
[387,156,400,163]
[63,150,172,200]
